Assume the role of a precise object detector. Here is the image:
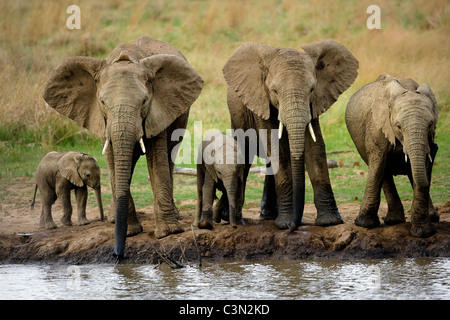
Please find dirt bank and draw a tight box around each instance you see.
[1,197,449,264]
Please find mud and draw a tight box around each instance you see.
[1,198,449,264]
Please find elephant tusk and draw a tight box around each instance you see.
[102,139,109,155]
[278,121,283,139]
[405,154,408,163]
[139,138,146,154]
[428,153,433,163]
[308,122,317,143]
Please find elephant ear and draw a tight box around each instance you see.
[417,83,438,123]
[302,40,359,118]
[59,152,84,187]
[222,42,279,120]
[141,54,203,138]
[372,77,407,145]
[43,57,105,139]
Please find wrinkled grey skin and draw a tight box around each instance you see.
[222,41,358,231]
[31,151,104,229]
[194,132,245,229]
[43,36,203,258]
[345,74,439,237]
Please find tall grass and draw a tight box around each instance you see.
[0,0,448,148]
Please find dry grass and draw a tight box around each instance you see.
[0,0,449,150]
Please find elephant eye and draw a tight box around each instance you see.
[100,99,106,106]
[86,173,91,178]
[142,97,148,105]
[396,123,401,130]
[271,88,277,94]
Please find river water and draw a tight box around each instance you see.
[0,258,448,300]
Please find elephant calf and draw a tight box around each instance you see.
[31,151,104,229]
[345,74,439,237]
[194,131,245,229]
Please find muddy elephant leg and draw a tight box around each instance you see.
[39,184,57,229]
[75,186,90,225]
[260,174,279,220]
[213,193,229,223]
[58,189,73,226]
[382,174,405,225]
[199,173,215,230]
[305,118,343,226]
[146,134,183,239]
[355,153,386,228]
[273,151,294,229]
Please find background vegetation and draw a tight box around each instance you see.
[0,0,448,216]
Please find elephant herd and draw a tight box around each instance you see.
[36,36,439,259]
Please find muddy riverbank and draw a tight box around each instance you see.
[1,200,449,264]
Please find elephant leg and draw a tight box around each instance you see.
[428,196,439,222]
[382,174,405,225]
[146,134,183,239]
[260,174,278,220]
[305,118,343,226]
[58,189,73,226]
[39,184,57,229]
[194,165,204,227]
[75,186,90,225]
[199,173,215,230]
[213,192,229,223]
[355,154,386,228]
[273,153,293,229]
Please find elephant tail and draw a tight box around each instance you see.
[30,184,38,209]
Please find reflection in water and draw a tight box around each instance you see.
[0,258,448,299]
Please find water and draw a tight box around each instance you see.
[0,258,448,300]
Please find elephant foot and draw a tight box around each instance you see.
[354,213,380,228]
[154,217,184,239]
[259,207,278,221]
[127,221,143,237]
[274,212,297,229]
[383,209,406,225]
[77,218,91,226]
[260,198,278,221]
[315,210,343,226]
[198,219,213,230]
[60,217,72,227]
[40,219,57,230]
[410,222,436,238]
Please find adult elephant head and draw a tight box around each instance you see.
[43,36,203,258]
[223,41,358,230]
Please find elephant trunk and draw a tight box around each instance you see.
[94,188,104,221]
[405,126,429,189]
[281,91,310,231]
[110,106,143,259]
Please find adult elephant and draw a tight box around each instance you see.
[345,74,439,237]
[43,36,203,259]
[222,41,358,231]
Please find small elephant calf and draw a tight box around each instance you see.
[194,131,245,229]
[31,151,104,229]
